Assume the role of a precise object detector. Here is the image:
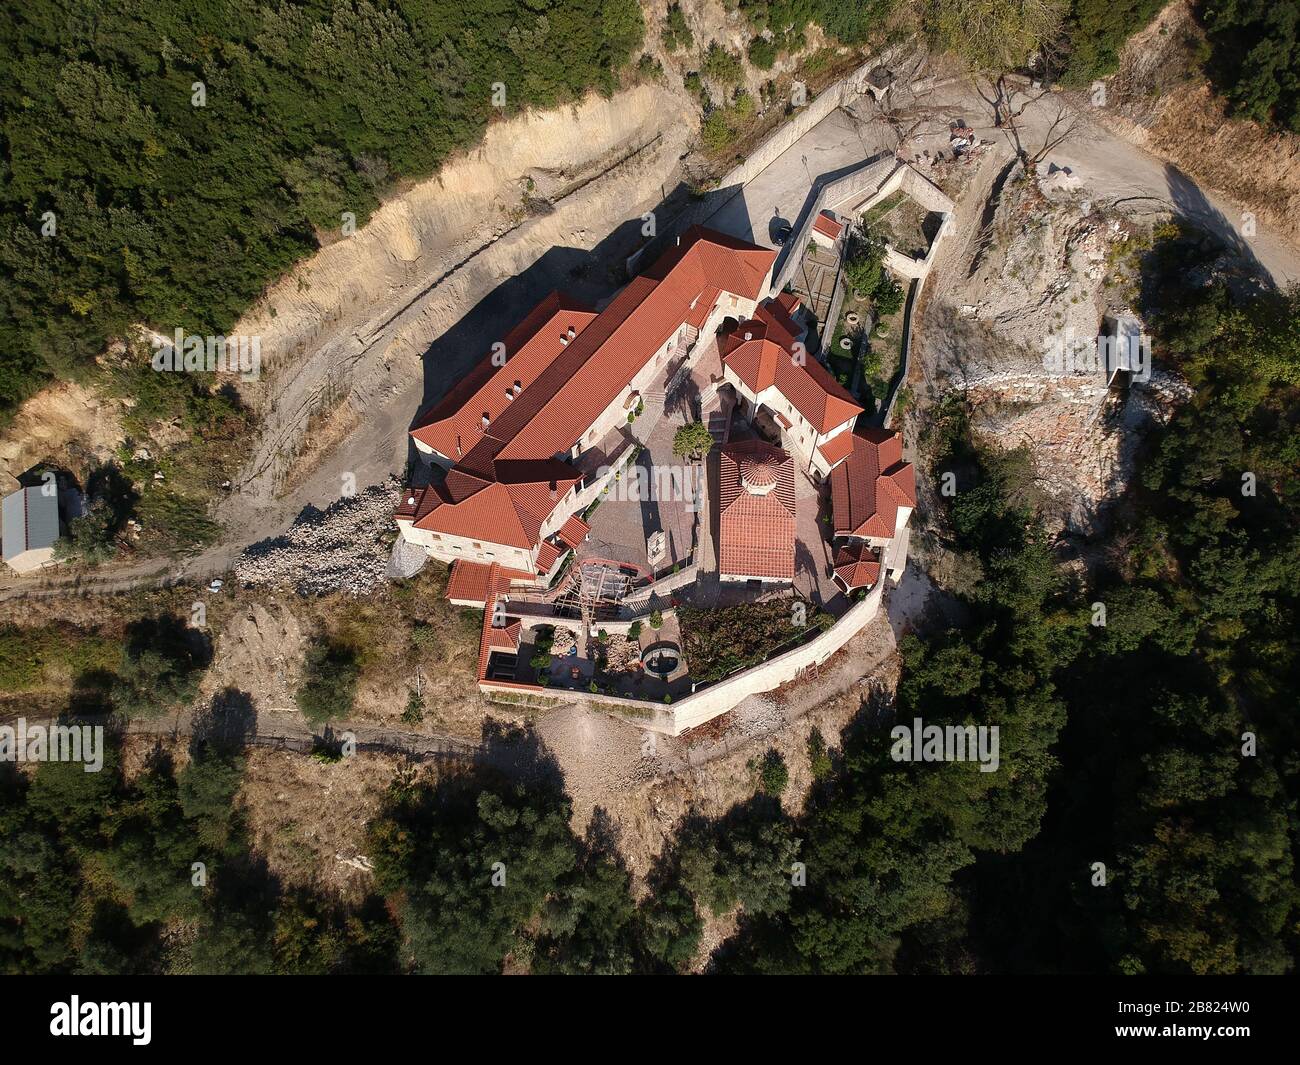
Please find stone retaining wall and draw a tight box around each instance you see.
[480,575,886,735]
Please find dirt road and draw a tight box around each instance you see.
[897,73,1300,287]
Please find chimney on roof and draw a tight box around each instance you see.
[514,380,522,395]
[549,480,557,500]
[567,326,576,338]
[481,412,490,429]
[744,331,753,341]
[505,387,514,401]
[560,335,569,346]
[455,434,462,456]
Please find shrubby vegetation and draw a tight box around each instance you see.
[0,612,210,718]
[662,3,694,52]
[679,600,831,683]
[0,731,398,974]
[708,409,1084,972]
[671,420,715,459]
[950,0,1299,136]
[844,228,905,316]
[4,1,1298,979]
[702,42,746,86]
[1199,0,1300,131]
[1058,0,1164,85]
[295,638,360,725]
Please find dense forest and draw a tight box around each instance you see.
[0,0,646,421]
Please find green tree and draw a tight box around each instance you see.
[923,0,1066,73]
[672,421,715,459]
[703,42,745,85]
[368,767,580,974]
[295,640,360,725]
[663,3,695,51]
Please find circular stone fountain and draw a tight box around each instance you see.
[641,642,680,679]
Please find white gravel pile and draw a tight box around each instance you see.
[235,479,402,596]
[387,531,429,580]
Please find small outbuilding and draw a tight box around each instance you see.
[810,210,845,249]
[2,485,60,573]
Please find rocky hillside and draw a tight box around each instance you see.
[913,155,1190,537]
[1096,1,1300,248]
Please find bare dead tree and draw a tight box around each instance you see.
[1021,98,1084,169]
[974,73,1084,171]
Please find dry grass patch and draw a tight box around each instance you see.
[238,747,403,903]
[293,562,484,734]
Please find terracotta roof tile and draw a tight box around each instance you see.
[410,292,598,460]
[486,618,522,652]
[402,228,776,552]
[813,212,844,239]
[445,559,495,606]
[720,313,863,433]
[499,229,774,461]
[718,440,796,580]
[557,514,590,550]
[535,540,562,574]
[817,430,855,469]
[833,542,881,590]
[830,428,915,539]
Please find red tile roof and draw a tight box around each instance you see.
[446,559,495,606]
[557,514,590,550]
[445,559,536,606]
[497,228,774,462]
[813,211,844,239]
[410,292,598,461]
[486,618,522,652]
[721,312,863,434]
[475,564,526,681]
[817,429,856,469]
[761,292,804,340]
[401,228,776,551]
[535,540,562,574]
[833,542,881,591]
[401,466,580,550]
[718,440,796,580]
[830,428,916,539]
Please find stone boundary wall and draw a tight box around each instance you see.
[480,574,886,735]
[695,60,876,217]
[636,51,902,273]
[772,156,897,297]
[622,562,701,609]
[661,577,885,733]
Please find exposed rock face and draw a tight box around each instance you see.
[222,80,700,518]
[966,371,1190,533]
[918,162,1189,535]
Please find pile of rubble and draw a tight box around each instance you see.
[234,479,402,596]
[602,634,640,672]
